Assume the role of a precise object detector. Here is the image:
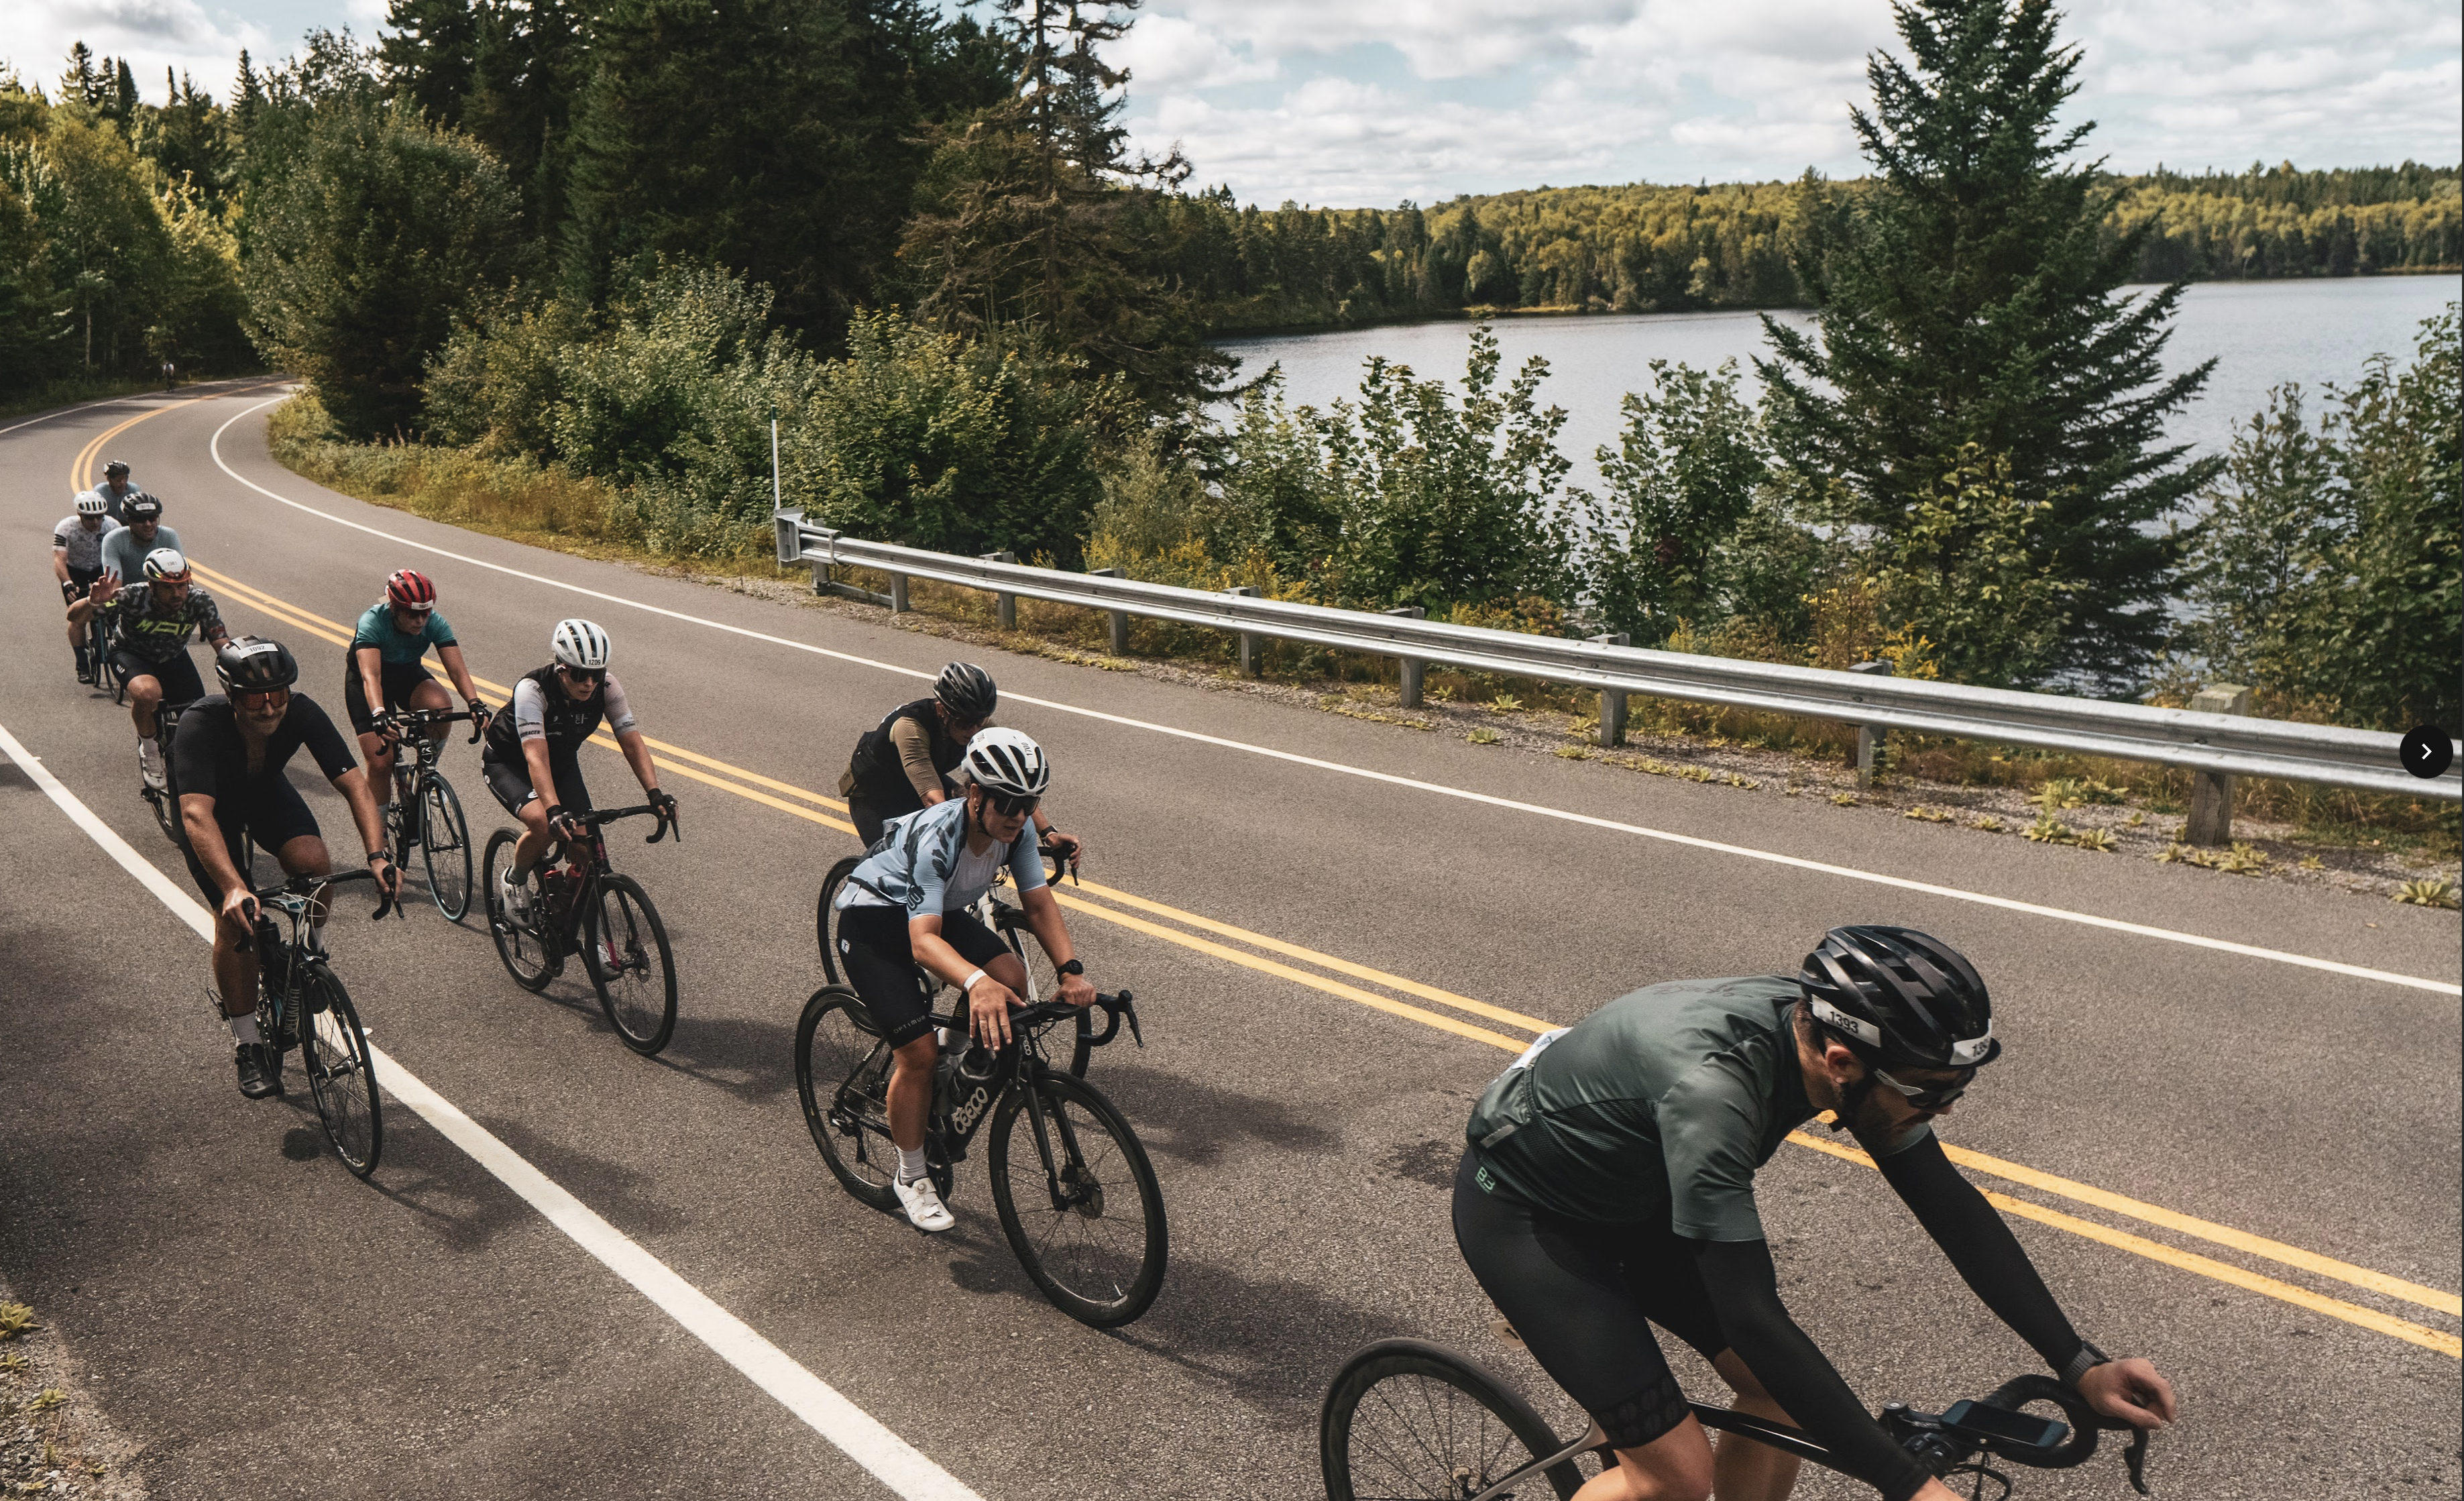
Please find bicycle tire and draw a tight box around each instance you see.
[581,873,677,1054]
[299,961,383,1178]
[987,1070,1166,1328]
[418,774,474,922]
[90,615,120,699]
[482,830,557,991]
[816,855,862,981]
[1320,1338,1585,1501]
[795,987,901,1211]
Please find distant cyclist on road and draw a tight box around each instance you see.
[174,637,399,1099]
[840,662,1082,863]
[482,619,674,922]
[52,492,121,681]
[94,549,230,790]
[1453,926,2178,1501]
[347,569,489,819]
[76,459,140,524]
[831,728,1096,1233]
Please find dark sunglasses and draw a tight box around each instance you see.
[1872,1066,1974,1111]
[985,791,1040,819]
[235,686,291,709]
[559,665,606,684]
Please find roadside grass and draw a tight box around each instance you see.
[264,396,2459,869]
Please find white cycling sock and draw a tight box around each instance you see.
[228,1011,262,1046]
[897,1146,930,1184]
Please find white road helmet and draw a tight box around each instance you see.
[551,618,610,670]
[963,727,1051,800]
[143,547,190,583]
[75,492,109,516]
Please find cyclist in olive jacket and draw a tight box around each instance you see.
[1454,927,2177,1501]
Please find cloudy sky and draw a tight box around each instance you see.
[7,0,2457,207]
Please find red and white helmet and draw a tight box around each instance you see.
[143,547,191,584]
[387,568,437,609]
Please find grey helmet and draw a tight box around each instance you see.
[1797,926,1999,1070]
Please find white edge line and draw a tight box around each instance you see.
[203,396,2462,999]
[0,716,985,1501]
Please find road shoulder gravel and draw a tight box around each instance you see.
[0,1273,146,1500]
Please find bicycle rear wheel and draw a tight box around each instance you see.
[483,830,557,991]
[418,773,473,921]
[988,1071,1166,1327]
[582,873,677,1054]
[1321,1339,1585,1501]
[299,962,383,1178]
[816,855,862,981]
[795,987,900,1211]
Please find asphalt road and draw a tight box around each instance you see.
[2,382,2457,1499]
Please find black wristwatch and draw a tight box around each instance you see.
[1054,959,1084,977]
[2059,1340,2111,1390]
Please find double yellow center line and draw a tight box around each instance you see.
[158,554,2461,1365]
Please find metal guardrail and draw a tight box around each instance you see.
[777,512,2457,803]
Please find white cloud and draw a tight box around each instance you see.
[1125,0,2462,206]
[1,0,268,97]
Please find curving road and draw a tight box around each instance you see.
[2,382,2457,1498]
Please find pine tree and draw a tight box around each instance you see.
[1758,0,2218,692]
[378,0,480,127]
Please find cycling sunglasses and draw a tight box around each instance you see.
[558,665,606,684]
[985,791,1040,819]
[236,686,291,710]
[1872,1066,1974,1111]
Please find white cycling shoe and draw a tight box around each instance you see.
[137,737,167,791]
[894,1174,954,1233]
[497,865,535,922]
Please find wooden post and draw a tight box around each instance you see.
[981,551,1017,630]
[1589,631,1630,746]
[1090,567,1129,655]
[1849,660,1892,789]
[1386,606,1426,706]
[1224,586,1262,675]
[2186,683,2253,845]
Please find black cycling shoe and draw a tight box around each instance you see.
[236,1043,280,1099]
[74,649,93,684]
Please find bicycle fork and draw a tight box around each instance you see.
[1019,1076,1101,1217]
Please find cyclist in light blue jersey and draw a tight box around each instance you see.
[346,569,488,818]
[832,728,1096,1231]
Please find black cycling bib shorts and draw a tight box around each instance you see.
[835,904,1013,1050]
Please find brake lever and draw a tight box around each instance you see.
[2121,1426,2151,1496]
[1117,990,1143,1048]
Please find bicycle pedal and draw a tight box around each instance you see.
[1490,1317,1525,1349]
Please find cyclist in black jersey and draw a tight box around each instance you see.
[480,619,673,920]
[1454,927,2176,1501]
[841,662,1082,862]
[175,637,400,1099]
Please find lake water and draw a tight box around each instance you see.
[1215,277,2461,496]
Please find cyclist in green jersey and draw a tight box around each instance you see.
[1455,927,2176,1501]
[347,569,488,816]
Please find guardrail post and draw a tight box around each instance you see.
[1090,567,1129,654]
[773,509,805,567]
[2185,683,2253,844]
[1224,586,1262,675]
[1386,606,1426,706]
[1587,632,1629,746]
[889,573,909,614]
[1849,661,1893,788]
[981,551,1017,630]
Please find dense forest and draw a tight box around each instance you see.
[4,0,2455,728]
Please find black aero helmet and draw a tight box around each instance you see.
[936,661,997,720]
[215,636,299,694]
[1797,926,1999,1070]
[122,491,164,521]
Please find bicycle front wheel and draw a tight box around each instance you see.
[299,962,383,1178]
[1320,1339,1585,1501]
[816,855,861,981]
[794,987,899,1211]
[583,874,677,1054]
[483,830,558,991]
[418,773,473,921]
[988,1071,1166,1328]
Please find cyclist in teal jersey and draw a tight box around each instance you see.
[347,569,488,816]
[1454,927,2176,1501]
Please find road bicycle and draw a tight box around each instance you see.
[210,868,398,1178]
[141,699,223,852]
[82,596,121,700]
[1319,1333,2154,1501]
[375,706,484,920]
[482,802,681,1054]
[814,842,1094,1077]
[794,985,1167,1328]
